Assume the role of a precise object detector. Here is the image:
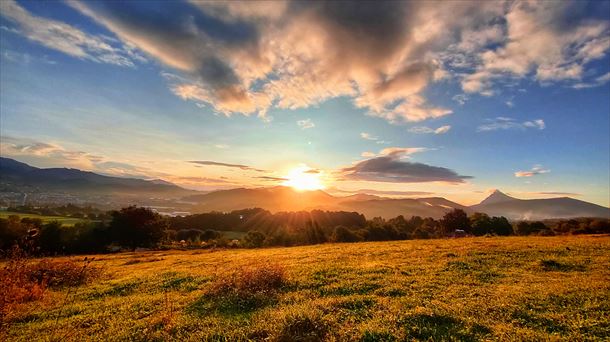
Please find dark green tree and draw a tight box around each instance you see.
[440,209,470,235]
[470,212,492,236]
[109,206,168,250]
[38,221,64,254]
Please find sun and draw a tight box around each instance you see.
[282,165,325,191]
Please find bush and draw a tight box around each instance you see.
[0,248,101,325]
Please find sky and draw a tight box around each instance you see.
[0,0,609,206]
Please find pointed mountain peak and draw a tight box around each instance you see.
[479,189,516,205]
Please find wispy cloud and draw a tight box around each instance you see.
[0,136,104,168]
[515,165,550,178]
[332,188,434,197]
[360,132,388,144]
[254,176,289,182]
[409,125,451,135]
[572,72,610,89]
[189,160,267,172]
[478,117,545,132]
[297,118,315,129]
[0,0,139,67]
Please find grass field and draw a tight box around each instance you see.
[0,211,87,227]
[3,235,609,341]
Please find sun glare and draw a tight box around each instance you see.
[282,165,325,191]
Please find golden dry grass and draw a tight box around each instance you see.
[2,235,609,341]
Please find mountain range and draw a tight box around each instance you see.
[0,157,191,196]
[1,157,608,220]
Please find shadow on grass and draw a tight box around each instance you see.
[539,259,586,272]
[444,260,502,283]
[399,313,491,341]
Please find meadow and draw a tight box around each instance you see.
[0,211,86,227]
[2,235,609,341]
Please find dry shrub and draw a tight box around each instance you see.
[0,248,102,326]
[208,263,286,312]
[27,259,102,288]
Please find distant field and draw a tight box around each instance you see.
[3,236,609,341]
[0,211,87,226]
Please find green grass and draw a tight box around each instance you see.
[3,235,609,341]
[0,211,88,227]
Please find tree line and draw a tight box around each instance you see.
[1,206,608,255]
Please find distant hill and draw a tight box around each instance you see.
[2,158,608,219]
[471,190,610,220]
[0,157,191,196]
[186,186,467,219]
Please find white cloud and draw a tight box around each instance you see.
[572,71,610,89]
[478,117,545,132]
[460,1,610,95]
[452,94,469,105]
[297,118,315,129]
[409,125,451,134]
[515,165,550,178]
[360,132,389,144]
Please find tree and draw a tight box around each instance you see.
[440,209,470,235]
[38,221,63,254]
[109,206,168,250]
[490,216,512,236]
[0,216,28,250]
[514,221,531,235]
[176,229,202,242]
[243,231,266,248]
[201,229,221,241]
[330,226,361,243]
[470,212,492,236]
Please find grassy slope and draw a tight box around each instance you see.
[5,236,610,341]
[0,211,86,227]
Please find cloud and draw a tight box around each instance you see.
[8,0,604,122]
[66,1,475,122]
[360,132,388,144]
[0,136,104,168]
[189,160,267,172]
[572,71,610,89]
[478,117,545,132]
[297,118,315,129]
[342,147,471,184]
[535,191,581,196]
[0,136,171,179]
[0,0,138,67]
[332,188,434,197]
[171,176,234,185]
[514,165,550,177]
[360,132,377,141]
[254,176,289,182]
[452,94,469,105]
[409,125,451,134]
[460,1,610,94]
